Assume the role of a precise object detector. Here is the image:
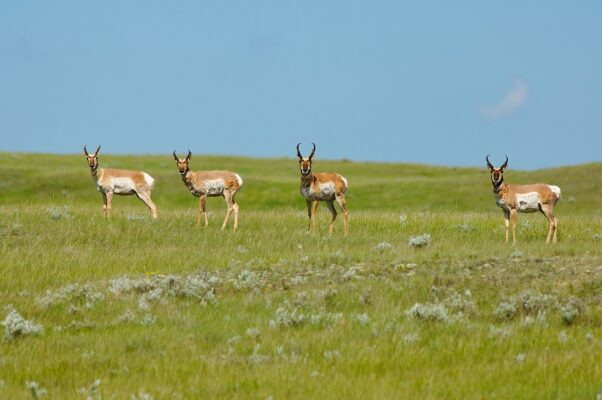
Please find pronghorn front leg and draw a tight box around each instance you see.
[311,201,319,231]
[106,192,113,220]
[196,195,207,227]
[503,209,510,243]
[510,208,517,245]
[306,200,312,231]
[326,200,337,234]
[101,192,108,218]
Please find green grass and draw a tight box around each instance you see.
[1,152,601,399]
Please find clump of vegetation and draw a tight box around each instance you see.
[26,381,47,399]
[47,205,71,220]
[560,297,583,325]
[2,306,43,341]
[408,234,430,248]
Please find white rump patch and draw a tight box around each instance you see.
[204,179,225,196]
[143,172,155,188]
[235,173,243,187]
[340,175,348,189]
[515,192,541,212]
[548,185,561,199]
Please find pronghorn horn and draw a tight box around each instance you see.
[94,145,101,155]
[186,149,192,161]
[486,154,495,170]
[296,143,303,159]
[84,145,89,156]
[308,143,316,160]
[173,150,179,161]
[500,155,509,170]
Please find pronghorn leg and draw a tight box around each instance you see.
[503,209,510,243]
[106,192,113,220]
[552,215,558,243]
[510,209,517,245]
[306,201,312,231]
[335,193,348,236]
[232,194,239,231]
[136,192,158,220]
[540,205,557,244]
[326,200,337,234]
[221,191,233,230]
[101,192,108,218]
[312,201,319,231]
[196,195,207,227]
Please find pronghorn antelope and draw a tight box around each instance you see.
[487,155,561,244]
[173,150,243,230]
[297,143,349,235]
[84,145,157,219]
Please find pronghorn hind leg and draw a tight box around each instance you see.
[136,192,158,220]
[510,209,517,245]
[503,209,510,243]
[335,193,348,236]
[326,200,337,234]
[540,204,557,244]
[221,191,233,230]
[232,194,240,231]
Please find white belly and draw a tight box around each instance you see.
[319,182,335,199]
[300,183,335,201]
[203,179,225,196]
[101,177,136,195]
[515,192,541,212]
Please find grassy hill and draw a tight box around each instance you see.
[0,152,601,399]
[1,152,601,213]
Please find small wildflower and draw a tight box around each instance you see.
[515,353,526,363]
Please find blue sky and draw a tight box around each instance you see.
[1,2,600,169]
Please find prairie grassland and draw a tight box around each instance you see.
[0,152,601,399]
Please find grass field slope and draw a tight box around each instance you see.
[1,152,601,399]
